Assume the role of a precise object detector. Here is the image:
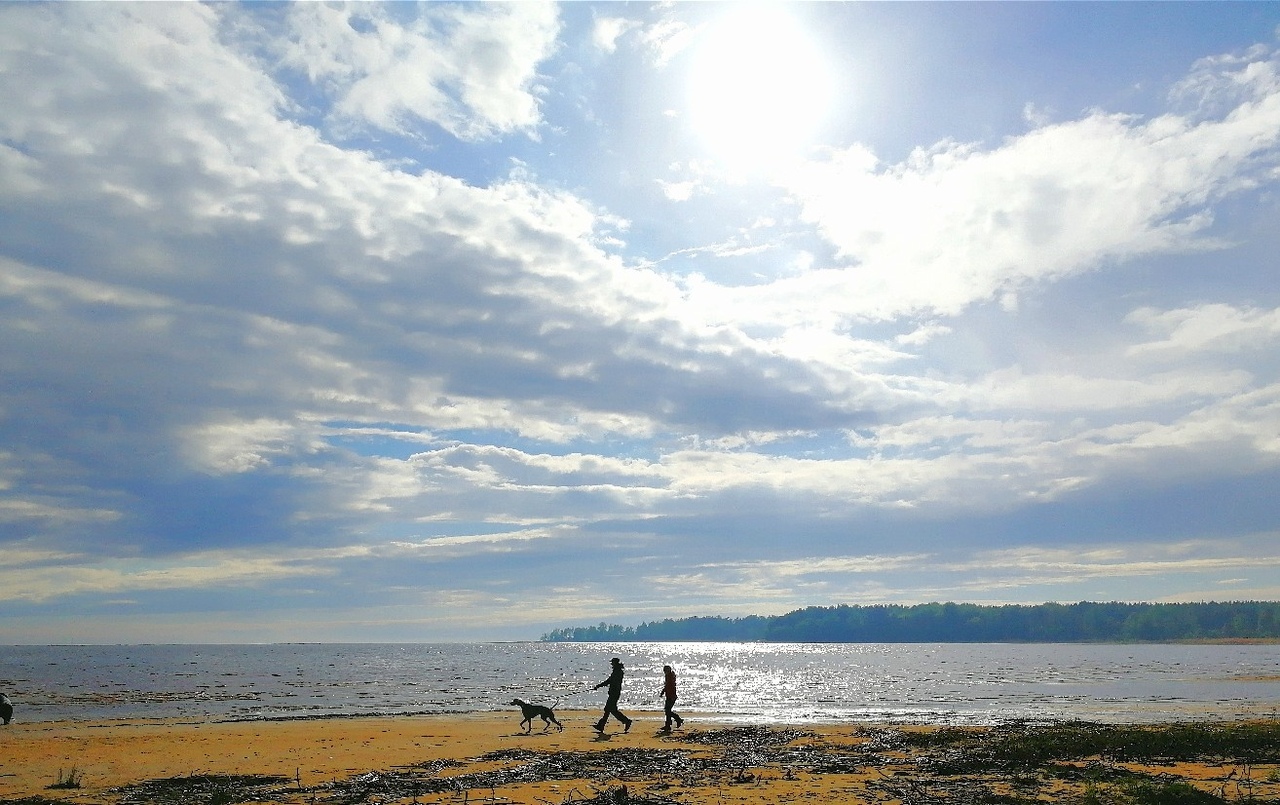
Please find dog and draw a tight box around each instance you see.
[509,698,563,733]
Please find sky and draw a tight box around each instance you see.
[2,2,1280,644]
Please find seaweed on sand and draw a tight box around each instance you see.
[866,768,1240,805]
[472,746,703,784]
[896,719,1280,773]
[314,737,853,804]
[97,721,1280,805]
[316,748,704,804]
[556,784,686,804]
[674,726,814,746]
[861,720,1280,805]
[113,774,292,805]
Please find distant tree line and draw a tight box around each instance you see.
[540,601,1280,643]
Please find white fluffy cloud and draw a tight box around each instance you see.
[2,3,1279,640]
[1127,303,1280,356]
[278,3,560,140]
[767,48,1280,321]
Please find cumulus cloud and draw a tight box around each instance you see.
[769,46,1280,321]
[1127,303,1280,356]
[1,3,1278,639]
[638,14,698,67]
[277,3,560,140]
[591,15,639,54]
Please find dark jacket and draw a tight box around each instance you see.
[595,665,624,696]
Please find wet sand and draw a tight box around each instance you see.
[2,710,1277,804]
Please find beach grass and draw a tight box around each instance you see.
[45,769,81,791]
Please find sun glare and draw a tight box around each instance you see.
[687,8,833,174]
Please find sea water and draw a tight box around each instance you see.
[1,641,1277,725]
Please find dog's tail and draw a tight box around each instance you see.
[549,699,561,712]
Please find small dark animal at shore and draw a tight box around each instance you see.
[509,698,563,733]
[1,692,12,725]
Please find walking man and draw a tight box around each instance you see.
[660,665,683,730]
[593,657,632,733]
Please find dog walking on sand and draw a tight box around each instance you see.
[509,698,563,732]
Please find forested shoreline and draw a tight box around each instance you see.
[541,601,1280,643]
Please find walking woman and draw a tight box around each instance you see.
[593,657,632,733]
[660,665,683,730]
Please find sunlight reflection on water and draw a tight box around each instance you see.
[3,641,1277,724]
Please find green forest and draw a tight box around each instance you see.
[540,601,1280,643]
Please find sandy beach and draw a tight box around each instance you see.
[3,710,1279,804]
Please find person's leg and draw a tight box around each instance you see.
[598,694,619,729]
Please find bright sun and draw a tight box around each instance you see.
[687,8,833,174]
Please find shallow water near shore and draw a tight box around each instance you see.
[2,641,1277,725]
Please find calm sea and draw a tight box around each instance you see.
[2,642,1277,726]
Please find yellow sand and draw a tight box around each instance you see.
[1,711,1274,804]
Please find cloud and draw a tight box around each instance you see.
[1127,303,1280,356]
[638,15,698,67]
[629,538,1280,613]
[276,3,561,140]
[955,539,1280,590]
[591,15,640,54]
[385,527,570,560]
[964,367,1253,412]
[1,4,1279,640]
[0,549,332,604]
[602,551,921,616]
[182,417,325,475]
[658,178,697,202]
[765,46,1280,321]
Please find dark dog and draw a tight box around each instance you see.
[509,698,562,732]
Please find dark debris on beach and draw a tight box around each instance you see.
[113,774,294,805]
[13,720,1280,805]
[311,720,1280,805]
[318,747,705,804]
[671,725,814,746]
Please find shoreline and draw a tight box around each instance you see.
[13,705,1275,730]
[11,695,1277,728]
[3,711,1278,805]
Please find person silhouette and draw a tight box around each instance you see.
[592,657,632,733]
[660,665,683,730]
